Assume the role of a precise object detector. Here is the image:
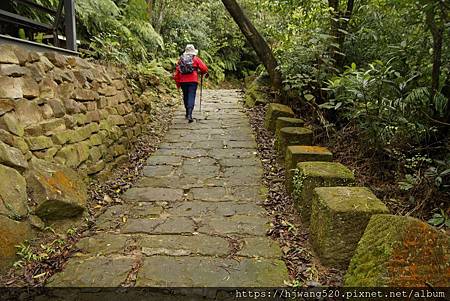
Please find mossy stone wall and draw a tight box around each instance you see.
[0,44,175,271]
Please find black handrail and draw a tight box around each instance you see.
[0,0,76,51]
[0,8,53,31]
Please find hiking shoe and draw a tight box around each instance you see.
[188,115,194,123]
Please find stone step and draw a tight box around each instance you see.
[309,186,389,269]
[285,145,333,192]
[275,117,305,137]
[292,161,354,224]
[264,103,294,132]
[274,127,313,157]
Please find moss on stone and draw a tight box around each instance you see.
[27,158,87,220]
[0,164,28,218]
[275,127,313,157]
[0,216,32,272]
[264,103,294,132]
[285,146,333,192]
[345,214,450,287]
[292,162,355,224]
[309,186,389,268]
[275,117,305,138]
[25,135,53,151]
[244,80,267,107]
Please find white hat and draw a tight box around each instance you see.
[184,44,198,56]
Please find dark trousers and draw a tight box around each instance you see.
[180,83,198,112]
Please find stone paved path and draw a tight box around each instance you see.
[48,90,289,287]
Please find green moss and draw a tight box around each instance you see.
[285,147,334,192]
[298,161,354,181]
[314,186,387,213]
[244,81,267,108]
[25,136,54,151]
[309,188,389,268]
[275,117,305,137]
[292,162,356,224]
[285,146,333,170]
[264,103,294,132]
[259,185,269,199]
[275,127,313,156]
[344,214,400,286]
[345,214,450,287]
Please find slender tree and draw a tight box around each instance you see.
[425,0,447,100]
[221,0,282,92]
[328,0,355,70]
[146,0,153,20]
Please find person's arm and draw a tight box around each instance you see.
[195,57,208,75]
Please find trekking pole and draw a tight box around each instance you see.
[199,74,203,112]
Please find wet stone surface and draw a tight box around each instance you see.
[47,90,288,287]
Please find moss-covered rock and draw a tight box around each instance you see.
[292,162,354,223]
[275,117,305,138]
[286,146,332,170]
[285,146,333,192]
[0,216,32,272]
[310,186,389,268]
[25,135,53,151]
[0,112,24,136]
[345,214,450,287]
[244,80,268,107]
[51,130,74,145]
[264,103,294,132]
[275,127,313,156]
[0,141,28,171]
[0,164,28,218]
[26,158,87,220]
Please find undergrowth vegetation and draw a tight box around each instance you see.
[252,0,449,221]
[74,0,253,86]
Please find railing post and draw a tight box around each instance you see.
[63,0,76,51]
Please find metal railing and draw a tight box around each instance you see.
[0,0,76,51]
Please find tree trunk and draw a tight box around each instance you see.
[221,0,283,92]
[430,27,443,98]
[426,4,444,100]
[335,0,354,69]
[328,0,339,42]
[442,75,450,123]
[151,0,165,33]
[146,0,153,20]
[328,0,354,70]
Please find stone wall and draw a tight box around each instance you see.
[0,45,171,271]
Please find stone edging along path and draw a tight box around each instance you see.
[265,103,449,287]
[46,90,289,287]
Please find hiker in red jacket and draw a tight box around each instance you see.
[174,44,208,123]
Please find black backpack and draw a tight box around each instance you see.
[179,54,196,74]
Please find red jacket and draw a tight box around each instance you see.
[173,56,208,87]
